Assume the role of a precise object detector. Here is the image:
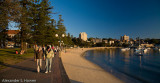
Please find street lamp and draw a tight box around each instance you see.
[55,34,65,50]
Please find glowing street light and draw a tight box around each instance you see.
[55,34,65,47]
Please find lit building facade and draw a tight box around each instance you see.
[109,40,114,45]
[79,32,87,41]
[121,35,130,42]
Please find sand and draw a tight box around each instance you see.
[61,47,124,83]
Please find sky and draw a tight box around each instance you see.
[9,0,160,39]
[51,0,160,39]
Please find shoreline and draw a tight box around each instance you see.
[61,47,124,83]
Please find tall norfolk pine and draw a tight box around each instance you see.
[0,0,72,50]
[30,0,56,45]
[19,0,31,50]
[20,0,68,47]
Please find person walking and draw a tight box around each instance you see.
[34,46,43,73]
[34,44,38,51]
[45,46,54,73]
[42,45,46,60]
[34,44,38,56]
[51,45,54,50]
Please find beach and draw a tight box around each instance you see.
[61,47,124,83]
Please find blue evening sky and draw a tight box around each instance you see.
[51,0,160,39]
[9,0,160,39]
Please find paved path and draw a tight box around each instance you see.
[0,52,70,83]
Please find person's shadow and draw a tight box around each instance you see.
[0,60,37,73]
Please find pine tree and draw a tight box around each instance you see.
[45,19,57,45]
[56,15,67,46]
[0,0,68,49]
[64,33,73,46]
[31,0,54,45]
[57,15,66,35]
[18,0,32,51]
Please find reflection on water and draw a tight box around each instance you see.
[84,48,160,83]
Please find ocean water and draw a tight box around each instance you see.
[84,48,160,83]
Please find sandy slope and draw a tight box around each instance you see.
[61,48,124,83]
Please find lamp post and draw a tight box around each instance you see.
[55,34,65,51]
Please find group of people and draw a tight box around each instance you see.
[15,49,25,55]
[34,45,58,73]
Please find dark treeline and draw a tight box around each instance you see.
[0,0,73,51]
[144,38,160,44]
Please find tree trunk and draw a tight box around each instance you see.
[21,39,23,50]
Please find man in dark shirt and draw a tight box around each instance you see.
[34,46,43,73]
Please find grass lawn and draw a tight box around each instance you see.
[0,48,34,70]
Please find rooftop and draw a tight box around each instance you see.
[6,30,20,34]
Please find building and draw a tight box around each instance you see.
[109,40,114,45]
[79,32,87,41]
[103,40,108,43]
[92,38,102,44]
[71,35,73,39]
[6,30,20,38]
[5,30,20,48]
[121,35,129,42]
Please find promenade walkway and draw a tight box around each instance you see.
[0,52,70,83]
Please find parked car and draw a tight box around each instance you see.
[7,44,14,48]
